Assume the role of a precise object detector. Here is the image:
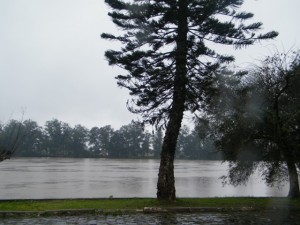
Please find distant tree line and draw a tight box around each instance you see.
[0,119,221,160]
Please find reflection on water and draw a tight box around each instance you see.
[0,158,288,199]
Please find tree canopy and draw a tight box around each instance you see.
[200,50,300,198]
[102,0,278,127]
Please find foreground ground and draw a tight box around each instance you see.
[0,198,300,225]
[0,197,299,213]
[1,211,300,225]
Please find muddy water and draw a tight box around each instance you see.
[0,158,288,199]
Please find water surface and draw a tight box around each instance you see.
[0,158,288,199]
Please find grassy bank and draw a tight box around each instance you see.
[0,198,299,212]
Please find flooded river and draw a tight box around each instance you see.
[0,158,289,199]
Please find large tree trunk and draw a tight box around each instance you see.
[157,0,188,201]
[156,112,183,200]
[286,160,300,198]
[273,86,299,198]
[282,145,300,198]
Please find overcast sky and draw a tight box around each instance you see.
[0,0,299,129]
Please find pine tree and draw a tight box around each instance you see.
[102,0,278,200]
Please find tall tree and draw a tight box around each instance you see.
[102,0,278,200]
[44,119,73,157]
[204,51,300,198]
[16,120,44,156]
[70,125,89,157]
[89,127,101,156]
[89,125,114,157]
[108,121,147,158]
[109,129,126,158]
[250,51,300,198]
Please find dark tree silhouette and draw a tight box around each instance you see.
[102,0,278,200]
[0,120,22,162]
[202,50,300,198]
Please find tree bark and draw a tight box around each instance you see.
[282,141,299,198]
[286,159,300,198]
[273,81,299,198]
[280,138,299,198]
[157,0,188,201]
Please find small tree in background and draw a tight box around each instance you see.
[0,120,23,162]
[102,0,278,200]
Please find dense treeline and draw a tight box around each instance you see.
[0,119,221,160]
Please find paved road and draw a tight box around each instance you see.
[1,212,300,225]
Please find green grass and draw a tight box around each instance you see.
[0,198,299,212]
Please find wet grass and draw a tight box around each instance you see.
[0,197,299,212]
[175,197,300,209]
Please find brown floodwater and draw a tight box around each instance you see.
[0,158,289,199]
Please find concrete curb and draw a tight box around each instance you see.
[0,206,256,217]
[143,207,256,213]
[0,209,143,218]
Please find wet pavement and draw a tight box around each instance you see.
[1,212,300,225]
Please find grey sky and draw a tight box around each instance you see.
[0,0,299,129]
